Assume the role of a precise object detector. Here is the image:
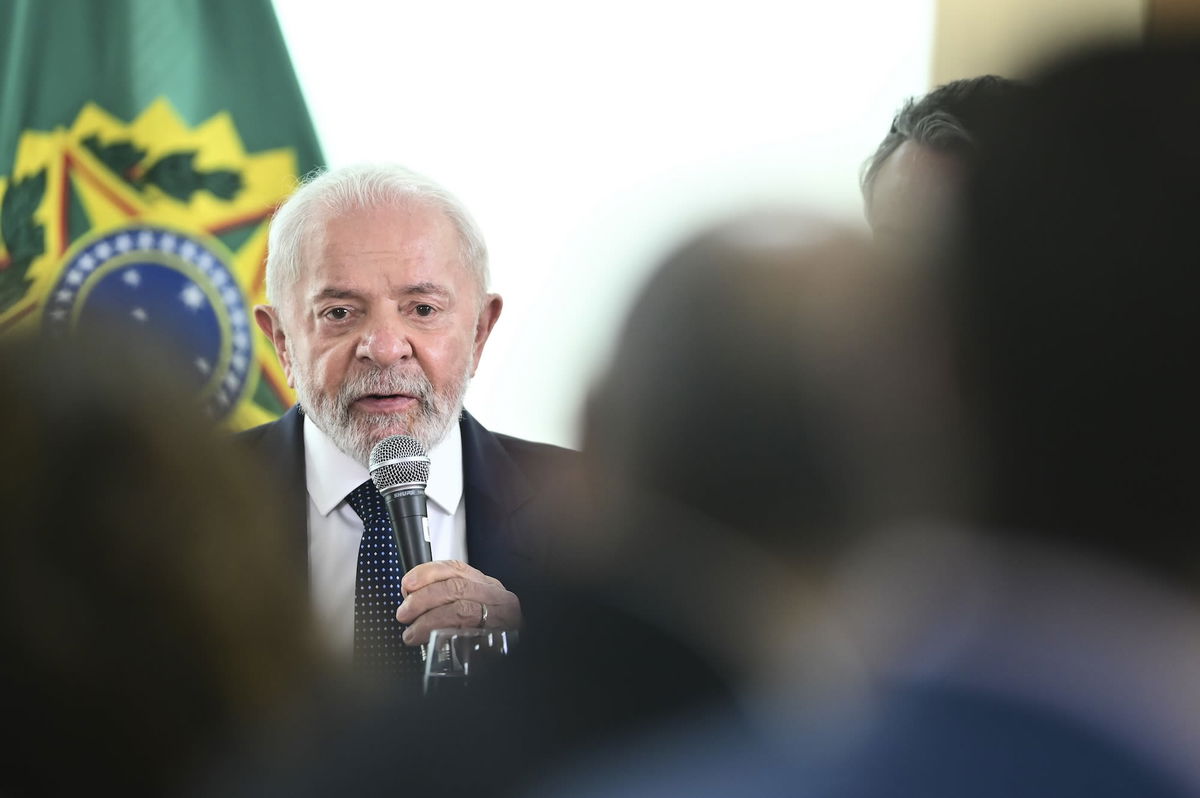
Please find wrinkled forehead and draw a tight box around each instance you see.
[297,199,481,291]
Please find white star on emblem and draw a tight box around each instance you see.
[195,357,212,375]
[179,283,206,310]
[123,269,141,287]
[131,307,148,323]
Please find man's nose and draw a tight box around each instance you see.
[356,316,413,367]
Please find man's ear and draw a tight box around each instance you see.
[470,293,504,377]
[255,305,296,389]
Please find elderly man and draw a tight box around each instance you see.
[241,163,576,683]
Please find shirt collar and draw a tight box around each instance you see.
[304,415,464,516]
[425,419,464,516]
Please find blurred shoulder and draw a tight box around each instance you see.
[494,432,579,464]
[234,406,302,450]
[235,420,274,445]
[493,432,582,490]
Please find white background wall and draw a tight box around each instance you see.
[271,0,935,449]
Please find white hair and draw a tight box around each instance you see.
[265,163,490,312]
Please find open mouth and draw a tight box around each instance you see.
[352,393,418,413]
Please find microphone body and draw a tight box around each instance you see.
[368,435,433,574]
[383,487,432,574]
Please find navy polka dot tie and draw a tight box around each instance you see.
[345,479,425,684]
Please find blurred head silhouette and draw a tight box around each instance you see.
[598,219,949,524]
[0,331,327,797]
[788,42,1200,798]
[564,210,962,687]
[944,41,1200,583]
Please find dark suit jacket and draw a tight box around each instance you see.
[236,405,580,593]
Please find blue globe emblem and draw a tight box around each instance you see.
[44,225,254,419]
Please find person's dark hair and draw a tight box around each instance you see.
[0,331,327,797]
[947,41,1200,583]
[860,74,1023,200]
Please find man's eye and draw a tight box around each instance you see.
[415,304,436,317]
[324,307,351,321]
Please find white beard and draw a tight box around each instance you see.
[292,356,472,466]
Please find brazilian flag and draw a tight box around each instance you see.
[0,0,322,428]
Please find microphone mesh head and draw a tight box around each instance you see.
[368,435,430,492]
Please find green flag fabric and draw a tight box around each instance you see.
[0,0,322,428]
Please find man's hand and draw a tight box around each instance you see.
[395,560,522,645]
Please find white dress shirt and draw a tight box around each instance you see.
[303,416,467,662]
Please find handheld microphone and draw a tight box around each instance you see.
[368,434,433,574]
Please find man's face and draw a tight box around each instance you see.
[866,140,965,257]
[257,202,502,464]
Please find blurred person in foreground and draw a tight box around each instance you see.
[0,332,332,798]
[816,40,1200,797]
[242,163,578,689]
[861,74,1024,257]
[513,208,966,797]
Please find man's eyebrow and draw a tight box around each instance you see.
[308,283,453,302]
[401,281,451,298]
[311,287,366,302]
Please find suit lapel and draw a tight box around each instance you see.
[459,410,537,585]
